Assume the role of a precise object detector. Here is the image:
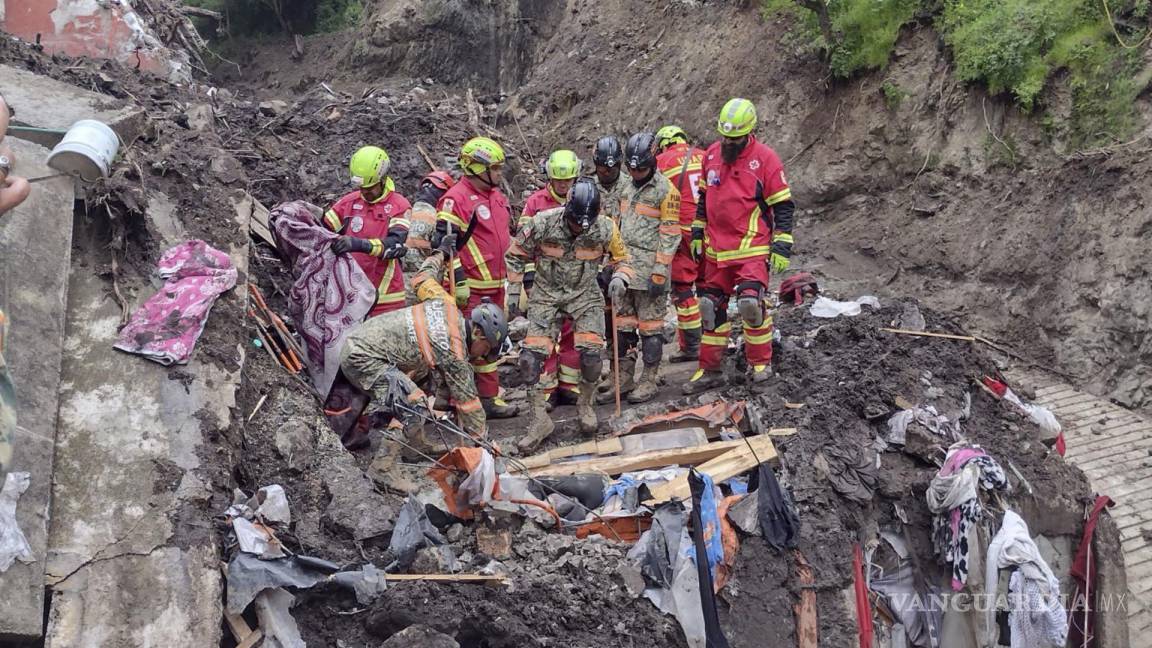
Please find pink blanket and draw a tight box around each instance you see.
[270,201,374,397]
[114,240,237,365]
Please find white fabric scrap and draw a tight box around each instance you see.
[887,405,960,444]
[1003,389,1062,437]
[458,448,497,509]
[254,485,291,524]
[233,517,285,559]
[0,472,34,572]
[809,295,880,318]
[985,510,1066,648]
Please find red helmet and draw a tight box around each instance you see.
[423,170,456,191]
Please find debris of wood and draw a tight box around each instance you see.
[417,143,438,171]
[880,327,976,342]
[619,428,708,455]
[530,435,776,478]
[608,398,746,437]
[519,437,623,469]
[645,435,778,503]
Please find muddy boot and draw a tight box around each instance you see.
[628,365,661,404]
[555,388,580,406]
[682,368,727,395]
[518,390,555,453]
[669,328,702,364]
[370,439,420,493]
[596,356,636,404]
[483,396,520,419]
[577,381,599,435]
[749,363,773,385]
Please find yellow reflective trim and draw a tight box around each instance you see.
[739,207,760,251]
[465,238,493,281]
[702,333,729,345]
[744,331,773,345]
[368,239,383,257]
[324,210,341,231]
[390,218,411,228]
[676,304,701,316]
[466,277,504,290]
[473,359,500,372]
[376,262,402,303]
[764,187,792,205]
[773,232,793,244]
[707,246,771,262]
[439,210,467,229]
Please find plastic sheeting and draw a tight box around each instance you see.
[809,295,880,318]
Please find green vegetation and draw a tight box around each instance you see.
[762,0,1152,146]
[882,80,909,109]
[184,0,362,36]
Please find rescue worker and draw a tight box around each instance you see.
[403,170,468,308]
[655,125,707,363]
[590,135,630,369]
[434,136,519,418]
[325,146,412,317]
[507,178,634,451]
[339,236,508,456]
[598,132,681,404]
[685,98,796,394]
[514,149,582,407]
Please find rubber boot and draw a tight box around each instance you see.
[669,328,702,364]
[749,363,773,385]
[597,356,636,403]
[682,368,727,395]
[483,396,520,419]
[576,380,599,435]
[517,390,555,453]
[628,363,661,404]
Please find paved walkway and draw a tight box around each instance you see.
[1008,369,1152,638]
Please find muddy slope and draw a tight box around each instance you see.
[342,0,1150,411]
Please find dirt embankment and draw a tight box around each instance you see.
[328,0,1151,411]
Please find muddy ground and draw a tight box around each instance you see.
[0,12,1131,647]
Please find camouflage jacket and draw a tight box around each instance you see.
[594,172,631,224]
[506,207,635,302]
[341,253,485,435]
[617,171,681,285]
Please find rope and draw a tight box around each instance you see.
[1101,0,1152,49]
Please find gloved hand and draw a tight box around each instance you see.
[608,275,628,302]
[648,273,668,297]
[506,285,524,320]
[454,279,471,309]
[770,237,792,273]
[596,266,614,293]
[436,232,457,256]
[332,236,371,255]
[770,252,791,274]
[689,227,704,262]
[381,237,407,259]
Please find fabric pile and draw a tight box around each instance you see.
[925,443,1009,590]
[985,511,1068,648]
[114,240,237,365]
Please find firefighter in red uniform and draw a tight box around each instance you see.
[325,146,412,317]
[654,125,707,363]
[512,149,582,408]
[684,98,796,394]
[434,136,519,418]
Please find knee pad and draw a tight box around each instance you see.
[698,290,727,331]
[738,295,765,328]
[518,349,547,385]
[618,331,639,356]
[579,349,603,383]
[641,335,663,366]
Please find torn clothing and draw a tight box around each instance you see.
[986,510,1066,648]
[925,445,1008,590]
[339,253,486,437]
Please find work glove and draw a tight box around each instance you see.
[454,280,471,309]
[770,236,793,274]
[607,275,629,303]
[648,273,668,297]
[596,266,614,294]
[381,234,407,259]
[689,227,704,262]
[436,232,458,257]
[331,236,371,255]
[507,286,525,320]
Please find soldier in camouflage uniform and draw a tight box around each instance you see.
[590,136,630,371]
[597,132,681,405]
[402,171,469,308]
[506,178,635,451]
[340,239,508,456]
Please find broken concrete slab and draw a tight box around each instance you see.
[0,64,147,148]
[0,137,75,641]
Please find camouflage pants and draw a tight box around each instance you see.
[339,346,429,447]
[613,289,668,337]
[0,311,15,473]
[523,291,606,357]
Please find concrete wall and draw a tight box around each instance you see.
[0,0,188,81]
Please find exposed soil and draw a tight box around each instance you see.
[2,1,1142,644]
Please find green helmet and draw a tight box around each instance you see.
[459,137,506,175]
[716,98,757,138]
[655,125,688,151]
[349,145,391,188]
[544,149,581,180]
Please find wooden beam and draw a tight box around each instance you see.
[237,628,264,648]
[224,612,254,643]
[645,435,778,503]
[529,437,757,477]
[879,328,976,342]
[249,197,275,246]
[384,573,508,584]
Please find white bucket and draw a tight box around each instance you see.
[45,119,121,183]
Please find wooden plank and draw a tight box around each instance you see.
[225,612,254,643]
[519,437,624,469]
[249,197,276,246]
[645,435,778,503]
[879,328,975,341]
[237,628,264,648]
[385,573,508,584]
[528,437,756,477]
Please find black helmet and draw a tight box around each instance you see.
[470,297,508,359]
[592,136,622,168]
[625,132,657,170]
[563,177,601,230]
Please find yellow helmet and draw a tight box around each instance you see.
[544,149,581,180]
[349,145,391,188]
[459,137,506,175]
[716,98,757,138]
[655,125,688,150]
